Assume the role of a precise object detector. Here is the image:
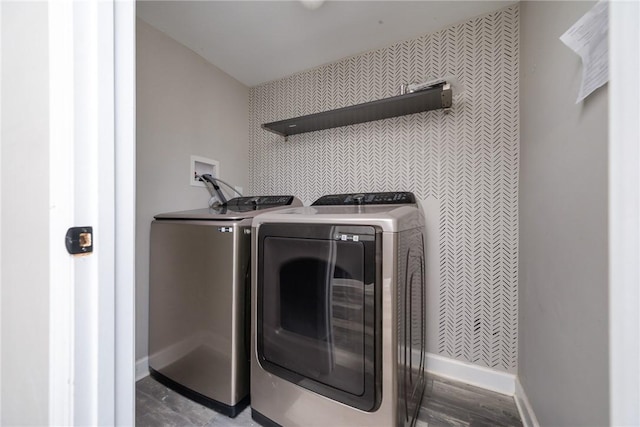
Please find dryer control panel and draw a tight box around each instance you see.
[312,192,416,206]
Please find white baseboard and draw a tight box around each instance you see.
[135,356,149,382]
[425,352,516,396]
[424,353,538,425]
[514,378,540,427]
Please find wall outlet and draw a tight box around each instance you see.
[190,155,219,187]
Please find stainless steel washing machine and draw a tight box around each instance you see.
[148,195,301,417]
[251,192,427,427]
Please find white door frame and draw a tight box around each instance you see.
[609,1,640,426]
[48,1,135,425]
[114,0,136,424]
[48,0,75,423]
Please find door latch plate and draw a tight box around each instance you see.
[66,226,93,255]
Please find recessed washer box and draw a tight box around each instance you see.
[190,155,219,187]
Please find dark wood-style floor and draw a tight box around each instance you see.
[136,374,522,427]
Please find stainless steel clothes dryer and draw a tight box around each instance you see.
[148,195,301,417]
[251,192,427,427]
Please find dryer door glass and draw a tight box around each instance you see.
[258,224,380,412]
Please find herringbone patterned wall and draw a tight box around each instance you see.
[249,5,519,372]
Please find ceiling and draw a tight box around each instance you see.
[137,1,517,87]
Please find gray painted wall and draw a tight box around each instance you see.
[1,2,50,424]
[519,1,609,425]
[136,19,250,363]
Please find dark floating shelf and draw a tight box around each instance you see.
[261,83,452,138]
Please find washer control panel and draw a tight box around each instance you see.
[312,192,416,206]
[226,195,295,207]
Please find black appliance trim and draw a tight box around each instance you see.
[149,368,249,418]
[251,409,283,427]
